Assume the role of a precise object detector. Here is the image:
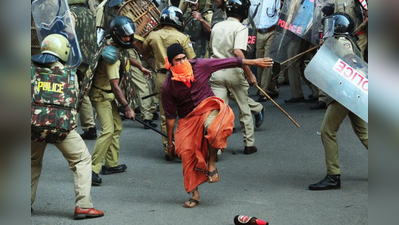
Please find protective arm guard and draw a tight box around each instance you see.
[101,45,120,64]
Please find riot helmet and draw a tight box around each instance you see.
[226,0,251,21]
[160,6,184,31]
[40,34,71,63]
[109,16,136,49]
[322,12,355,36]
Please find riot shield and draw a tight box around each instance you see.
[310,0,335,45]
[304,37,368,122]
[32,0,82,67]
[269,0,315,62]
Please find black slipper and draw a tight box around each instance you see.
[183,198,199,208]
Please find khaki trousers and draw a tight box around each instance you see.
[357,33,367,56]
[128,50,157,121]
[90,99,123,173]
[321,102,368,175]
[31,130,93,208]
[79,94,96,131]
[156,71,168,155]
[210,68,255,147]
[256,31,279,96]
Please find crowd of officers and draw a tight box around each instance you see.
[31,0,368,220]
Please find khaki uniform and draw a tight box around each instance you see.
[79,95,97,131]
[320,37,368,175]
[128,48,157,120]
[256,30,279,96]
[183,8,213,58]
[31,130,93,208]
[89,46,125,174]
[143,26,196,155]
[210,17,257,147]
[31,62,93,208]
[334,0,368,57]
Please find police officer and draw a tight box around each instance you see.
[183,0,213,58]
[127,48,158,128]
[210,0,268,154]
[68,0,99,140]
[308,13,368,190]
[95,0,158,126]
[143,6,196,161]
[310,0,368,110]
[31,34,104,219]
[250,0,281,102]
[89,16,136,185]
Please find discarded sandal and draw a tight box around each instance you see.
[208,168,220,183]
[183,198,200,208]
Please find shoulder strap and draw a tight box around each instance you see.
[248,3,260,28]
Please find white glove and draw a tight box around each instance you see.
[97,28,105,47]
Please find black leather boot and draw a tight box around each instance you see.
[101,164,127,175]
[80,127,97,140]
[92,171,102,186]
[143,120,157,129]
[308,174,341,190]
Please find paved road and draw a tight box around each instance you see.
[31,84,368,225]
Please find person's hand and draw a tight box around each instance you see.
[255,57,274,68]
[246,74,257,86]
[192,11,203,22]
[141,67,152,78]
[124,106,136,121]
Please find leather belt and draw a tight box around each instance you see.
[93,85,113,93]
[257,25,276,34]
[157,68,168,74]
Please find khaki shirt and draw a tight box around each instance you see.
[210,17,248,59]
[91,50,121,91]
[143,26,196,70]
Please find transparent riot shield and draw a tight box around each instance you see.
[269,0,315,62]
[310,0,335,45]
[32,0,82,67]
[304,37,368,123]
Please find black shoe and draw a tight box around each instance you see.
[152,112,159,120]
[306,95,318,102]
[278,80,290,86]
[143,120,157,129]
[284,97,306,103]
[134,107,141,114]
[254,108,264,128]
[268,93,279,99]
[244,146,257,155]
[308,174,341,190]
[257,96,268,102]
[165,154,174,161]
[80,127,97,140]
[258,93,278,102]
[232,127,236,133]
[310,101,327,110]
[92,171,102,186]
[101,164,127,175]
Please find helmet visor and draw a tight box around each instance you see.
[120,23,135,36]
[322,17,335,39]
[185,0,198,4]
[228,0,242,5]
